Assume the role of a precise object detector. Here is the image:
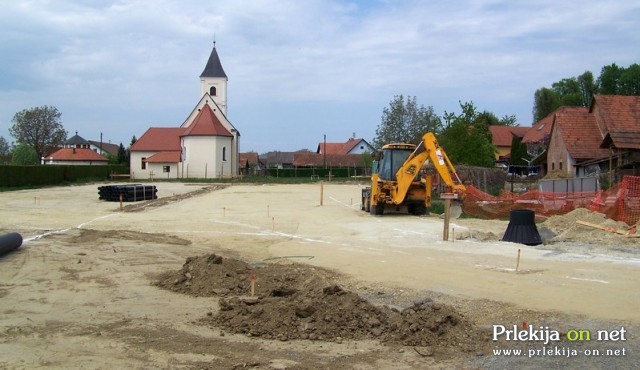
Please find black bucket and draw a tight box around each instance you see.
[501,210,542,246]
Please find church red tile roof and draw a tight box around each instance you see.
[130,127,185,151]
[181,104,232,137]
[145,151,181,163]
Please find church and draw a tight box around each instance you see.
[129,42,240,179]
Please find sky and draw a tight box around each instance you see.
[1,0,638,154]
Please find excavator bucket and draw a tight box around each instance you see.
[450,201,463,219]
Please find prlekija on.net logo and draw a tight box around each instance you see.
[492,322,627,345]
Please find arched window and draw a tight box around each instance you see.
[210,86,217,96]
[222,146,227,161]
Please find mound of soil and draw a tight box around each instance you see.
[541,208,637,246]
[156,254,489,354]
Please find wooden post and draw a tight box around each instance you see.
[443,198,451,241]
[516,249,521,272]
[320,181,324,206]
[119,193,123,210]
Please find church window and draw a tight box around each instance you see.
[210,86,217,96]
[222,147,227,161]
[141,157,147,170]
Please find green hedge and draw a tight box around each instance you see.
[266,167,366,178]
[0,164,129,187]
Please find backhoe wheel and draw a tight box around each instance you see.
[371,203,384,216]
[411,204,428,216]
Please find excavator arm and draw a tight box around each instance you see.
[391,132,466,205]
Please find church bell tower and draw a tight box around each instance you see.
[200,40,228,116]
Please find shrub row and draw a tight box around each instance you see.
[266,167,367,178]
[0,164,129,187]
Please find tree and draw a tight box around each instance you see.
[509,135,530,166]
[9,106,67,160]
[117,143,127,164]
[373,95,442,149]
[0,136,12,164]
[577,71,597,106]
[598,63,623,94]
[533,87,560,123]
[438,101,496,167]
[620,63,640,95]
[499,114,518,127]
[11,144,38,165]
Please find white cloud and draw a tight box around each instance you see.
[1,0,638,151]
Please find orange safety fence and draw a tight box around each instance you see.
[589,175,640,227]
[463,175,640,226]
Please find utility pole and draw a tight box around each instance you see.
[323,134,327,169]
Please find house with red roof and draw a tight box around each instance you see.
[44,132,108,166]
[130,42,239,179]
[488,125,530,162]
[547,109,611,177]
[545,95,640,179]
[317,137,373,156]
[592,95,640,177]
[522,106,589,160]
[239,152,265,175]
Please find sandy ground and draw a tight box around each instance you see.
[0,182,637,369]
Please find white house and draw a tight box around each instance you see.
[130,42,240,179]
[45,132,108,166]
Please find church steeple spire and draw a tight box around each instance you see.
[200,39,227,78]
[200,39,228,115]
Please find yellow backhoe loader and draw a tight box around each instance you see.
[361,132,466,217]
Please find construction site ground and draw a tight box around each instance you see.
[0,182,637,369]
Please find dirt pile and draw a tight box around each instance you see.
[541,207,637,246]
[156,254,489,354]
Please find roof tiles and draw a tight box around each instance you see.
[47,148,108,162]
[554,111,610,161]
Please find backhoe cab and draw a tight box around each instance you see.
[361,133,465,217]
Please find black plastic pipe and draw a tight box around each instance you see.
[0,232,23,256]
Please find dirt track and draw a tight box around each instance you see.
[0,182,637,369]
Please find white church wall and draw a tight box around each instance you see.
[181,136,233,178]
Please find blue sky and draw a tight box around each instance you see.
[1,0,638,154]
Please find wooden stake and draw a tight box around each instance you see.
[516,249,521,272]
[272,217,275,231]
[443,198,451,241]
[250,273,256,296]
[223,207,226,216]
[452,227,455,243]
[119,193,123,210]
[320,181,324,206]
